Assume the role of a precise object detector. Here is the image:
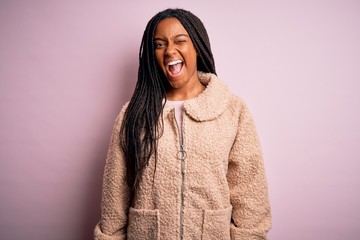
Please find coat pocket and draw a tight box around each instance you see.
[202,206,232,240]
[127,207,159,240]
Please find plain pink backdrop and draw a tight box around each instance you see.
[1,1,359,239]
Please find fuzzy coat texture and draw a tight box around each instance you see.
[94,72,271,240]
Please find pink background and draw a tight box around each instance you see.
[1,1,359,239]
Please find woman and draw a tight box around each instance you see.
[94,8,271,240]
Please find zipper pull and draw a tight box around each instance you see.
[177,144,187,161]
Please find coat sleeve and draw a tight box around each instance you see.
[227,101,271,240]
[94,106,130,240]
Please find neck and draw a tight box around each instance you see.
[166,80,205,101]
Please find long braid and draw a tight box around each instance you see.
[176,10,216,74]
[120,8,216,200]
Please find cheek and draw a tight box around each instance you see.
[186,49,198,66]
[155,51,164,67]
[184,45,197,64]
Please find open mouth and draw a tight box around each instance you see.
[167,60,183,77]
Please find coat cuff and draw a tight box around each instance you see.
[230,223,269,240]
[94,222,126,240]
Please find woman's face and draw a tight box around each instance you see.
[154,18,198,91]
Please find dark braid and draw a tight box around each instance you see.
[120,8,216,200]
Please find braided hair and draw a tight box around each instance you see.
[120,8,216,198]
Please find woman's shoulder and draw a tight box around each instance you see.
[199,72,249,116]
[120,101,130,113]
[228,93,248,109]
[111,101,130,128]
[209,74,248,111]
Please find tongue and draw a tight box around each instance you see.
[169,63,182,75]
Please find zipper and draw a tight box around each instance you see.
[173,110,186,240]
[179,143,186,240]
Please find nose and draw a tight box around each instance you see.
[165,43,177,57]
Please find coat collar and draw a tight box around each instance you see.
[163,72,231,122]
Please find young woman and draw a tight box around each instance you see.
[95,8,271,240]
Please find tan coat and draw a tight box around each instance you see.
[94,72,271,240]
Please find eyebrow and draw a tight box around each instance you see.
[154,34,190,41]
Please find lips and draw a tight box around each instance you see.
[167,60,183,77]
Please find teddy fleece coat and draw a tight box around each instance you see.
[94,72,271,240]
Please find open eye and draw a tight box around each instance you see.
[154,42,166,48]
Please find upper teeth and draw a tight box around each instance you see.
[168,60,182,66]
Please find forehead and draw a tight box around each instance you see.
[154,18,189,37]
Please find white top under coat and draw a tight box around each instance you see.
[166,100,185,132]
